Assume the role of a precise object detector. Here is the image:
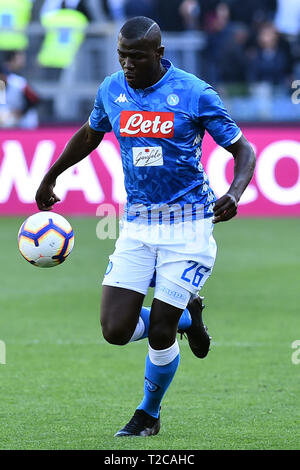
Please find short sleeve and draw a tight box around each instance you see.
[197,85,242,148]
[88,82,112,133]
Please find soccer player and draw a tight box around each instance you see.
[35,16,256,437]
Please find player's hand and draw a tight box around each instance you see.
[35,180,60,211]
[212,193,238,224]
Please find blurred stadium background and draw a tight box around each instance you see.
[2,0,300,125]
[0,0,299,451]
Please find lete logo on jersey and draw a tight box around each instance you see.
[120,111,174,138]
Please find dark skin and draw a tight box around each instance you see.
[35,32,256,350]
[213,135,256,224]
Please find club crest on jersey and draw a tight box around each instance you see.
[167,94,179,106]
[105,261,113,275]
[120,111,174,138]
[114,93,129,103]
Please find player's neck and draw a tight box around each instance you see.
[147,64,166,88]
[158,64,167,80]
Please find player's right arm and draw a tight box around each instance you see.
[35,122,105,210]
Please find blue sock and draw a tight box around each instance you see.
[137,307,191,341]
[137,352,180,418]
[139,307,151,339]
[178,307,192,330]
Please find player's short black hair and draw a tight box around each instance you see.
[120,16,161,47]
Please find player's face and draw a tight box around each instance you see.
[118,34,164,89]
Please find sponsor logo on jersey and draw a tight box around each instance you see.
[132,146,163,166]
[114,93,129,103]
[120,111,174,138]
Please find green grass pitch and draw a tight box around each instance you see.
[0,216,299,450]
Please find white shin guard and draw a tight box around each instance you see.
[148,340,180,366]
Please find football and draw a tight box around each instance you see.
[18,212,74,267]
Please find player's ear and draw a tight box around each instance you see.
[157,45,164,59]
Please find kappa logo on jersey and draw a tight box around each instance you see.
[120,111,174,138]
[114,93,129,103]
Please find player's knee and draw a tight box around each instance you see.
[148,323,175,350]
[101,321,130,346]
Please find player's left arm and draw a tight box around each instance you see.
[213,135,256,224]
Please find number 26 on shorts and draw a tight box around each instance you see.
[181,261,211,288]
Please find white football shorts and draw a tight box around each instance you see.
[102,216,217,310]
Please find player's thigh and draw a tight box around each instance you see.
[102,235,156,294]
[100,235,156,343]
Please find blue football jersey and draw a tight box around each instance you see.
[89,59,241,219]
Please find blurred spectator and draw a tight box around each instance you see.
[37,0,89,68]
[247,22,290,86]
[202,2,235,84]
[204,1,231,33]
[36,0,106,21]
[191,0,276,34]
[179,0,201,31]
[218,22,249,84]
[105,0,126,21]
[155,0,185,31]
[198,0,224,31]
[0,50,40,128]
[110,0,185,32]
[124,0,157,21]
[230,0,276,30]
[41,0,90,18]
[0,0,33,51]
